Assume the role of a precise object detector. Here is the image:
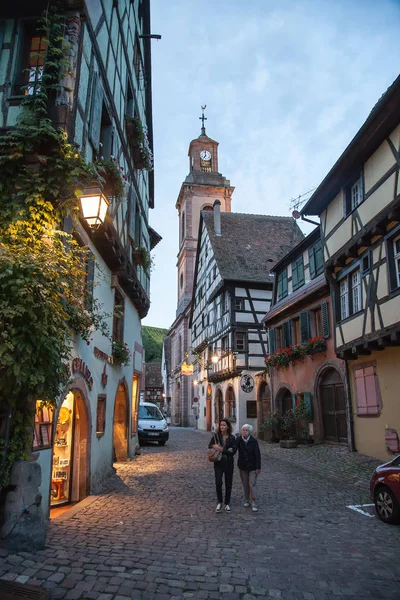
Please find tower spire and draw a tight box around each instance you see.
[199,105,207,136]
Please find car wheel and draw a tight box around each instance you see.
[158,441,166,446]
[374,486,400,524]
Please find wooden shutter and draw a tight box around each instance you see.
[292,394,296,409]
[354,366,381,415]
[282,270,288,297]
[321,301,330,339]
[300,311,310,343]
[292,261,298,290]
[89,72,103,150]
[268,328,276,354]
[283,320,292,347]
[309,247,316,279]
[303,392,313,419]
[315,241,324,275]
[354,368,368,414]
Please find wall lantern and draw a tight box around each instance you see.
[80,186,109,229]
[193,379,198,386]
[211,354,219,364]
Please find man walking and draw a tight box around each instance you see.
[236,424,261,512]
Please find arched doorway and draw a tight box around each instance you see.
[215,388,224,425]
[319,368,347,443]
[225,387,236,420]
[257,380,271,439]
[206,384,212,431]
[277,387,293,414]
[51,389,89,507]
[113,383,129,462]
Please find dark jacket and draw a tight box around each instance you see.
[208,433,237,462]
[236,435,261,471]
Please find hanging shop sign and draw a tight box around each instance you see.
[101,364,108,388]
[240,374,254,393]
[71,357,93,391]
[181,361,194,376]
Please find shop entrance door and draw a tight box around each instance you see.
[113,384,128,462]
[320,368,347,443]
[51,390,89,506]
[206,385,212,431]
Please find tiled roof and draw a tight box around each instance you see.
[202,212,304,284]
[145,362,163,388]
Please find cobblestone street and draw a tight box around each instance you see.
[1,428,400,600]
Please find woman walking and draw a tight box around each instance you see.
[236,424,261,512]
[208,418,236,512]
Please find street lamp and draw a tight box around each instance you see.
[79,186,109,229]
[193,379,198,386]
[211,354,219,364]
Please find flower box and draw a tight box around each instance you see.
[280,439,297,449]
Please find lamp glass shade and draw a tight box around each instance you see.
[80,187,109,228]
[211,355,219,364]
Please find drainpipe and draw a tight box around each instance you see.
[345,358,357,452]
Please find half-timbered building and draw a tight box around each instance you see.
[0,0,159,527]
[301,74,400,460]
[190,204,303,435]
[263,228,348,446]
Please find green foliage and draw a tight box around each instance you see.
[142,326,168,363]
[125,115,154,171]
[133,245,153,275]
[95,158,126,202]
[112,340,131,366]
[0,4,108,487]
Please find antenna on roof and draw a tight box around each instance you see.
[289,186,317,215]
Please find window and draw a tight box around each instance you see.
[292,318,300,345]
[235,331,246,351]
[246,401,257,419]
[351,270,361,314]
[387,234,400,291]
[291,256,304,291]
[221,336,228,353]
[338,269,362,321]
[181,212,185,241]
[354,364,382,415]
[340,279,349,320]
[180,273,184,289]
[96,395,106,435]
[112,289,125,343]
[277,269,288,300]
[100,104,113,161]
[33,401,54,450]
[235,298,245,311]
[283,320,292,347]
[344,174,364,216]
[394,236,400,288]
[311,308,322,338]
[309,241,324,279]
[133,35,143,81]
[14,23,46,96]
[224,292,230,312]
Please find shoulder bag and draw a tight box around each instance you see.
[207,434,222,463]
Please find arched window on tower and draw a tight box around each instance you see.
[181,211,185,242]
[178,335,182,364]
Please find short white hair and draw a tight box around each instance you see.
[241,423,253,433]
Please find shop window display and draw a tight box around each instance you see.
[33,400,54,450]
[51,392,74,505]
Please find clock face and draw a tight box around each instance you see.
[200,150,211,161]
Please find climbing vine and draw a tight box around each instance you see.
[0,5,108,486]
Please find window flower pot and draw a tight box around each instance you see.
[279,439,297,449]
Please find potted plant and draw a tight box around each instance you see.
[293,397,312,444]
[262,410,283,443]
[95,158,127,202]
[280,409,298,448]
[125,115,154,171]
[303,336,327,355]
[112,340,131,366]
[133,245,152,274]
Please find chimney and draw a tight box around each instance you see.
[213,199,221,236]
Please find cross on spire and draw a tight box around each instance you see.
[199,105,207,136]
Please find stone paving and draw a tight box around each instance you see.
[1,428,400,600]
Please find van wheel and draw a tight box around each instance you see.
[158,441,166,446]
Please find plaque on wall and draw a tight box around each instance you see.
[240,374,254,393]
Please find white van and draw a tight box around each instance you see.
[138,402,169,445]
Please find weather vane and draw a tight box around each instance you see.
[199,105,207,135]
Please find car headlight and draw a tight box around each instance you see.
[138,425,143,431]
[163,424,169,431]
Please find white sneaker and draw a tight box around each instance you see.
[224,504,231,512]
[243,500,251,508]
[215,503,223,513]
[252,504,258,512]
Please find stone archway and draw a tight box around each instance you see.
[225,386,236,420]
[276,386,293,414]
[215,388,224,425]
[318,367,347,443]
[257,380,271,440]
[113,381,129,462]
[206,384,212,431]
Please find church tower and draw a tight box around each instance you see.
[167,109,235,427]
[175,108,234,317]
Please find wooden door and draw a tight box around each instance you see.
[320,369,347,443]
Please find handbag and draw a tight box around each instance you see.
[207,434,223,463]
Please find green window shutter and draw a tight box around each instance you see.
[277,273,282,300]
[292,260,298,290]
[303,392,313,419]
[268,329,276,354]
[283,320,292,347]
[309,247,316,279]
[89,72,103,150]
[292,394,297,409]
[282,270,288,297]
[315,241,324,275]
[321,301,330,339]
[300,310,310,343]
[298,257,305,286]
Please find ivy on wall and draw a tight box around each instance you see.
[0,5,108,486]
